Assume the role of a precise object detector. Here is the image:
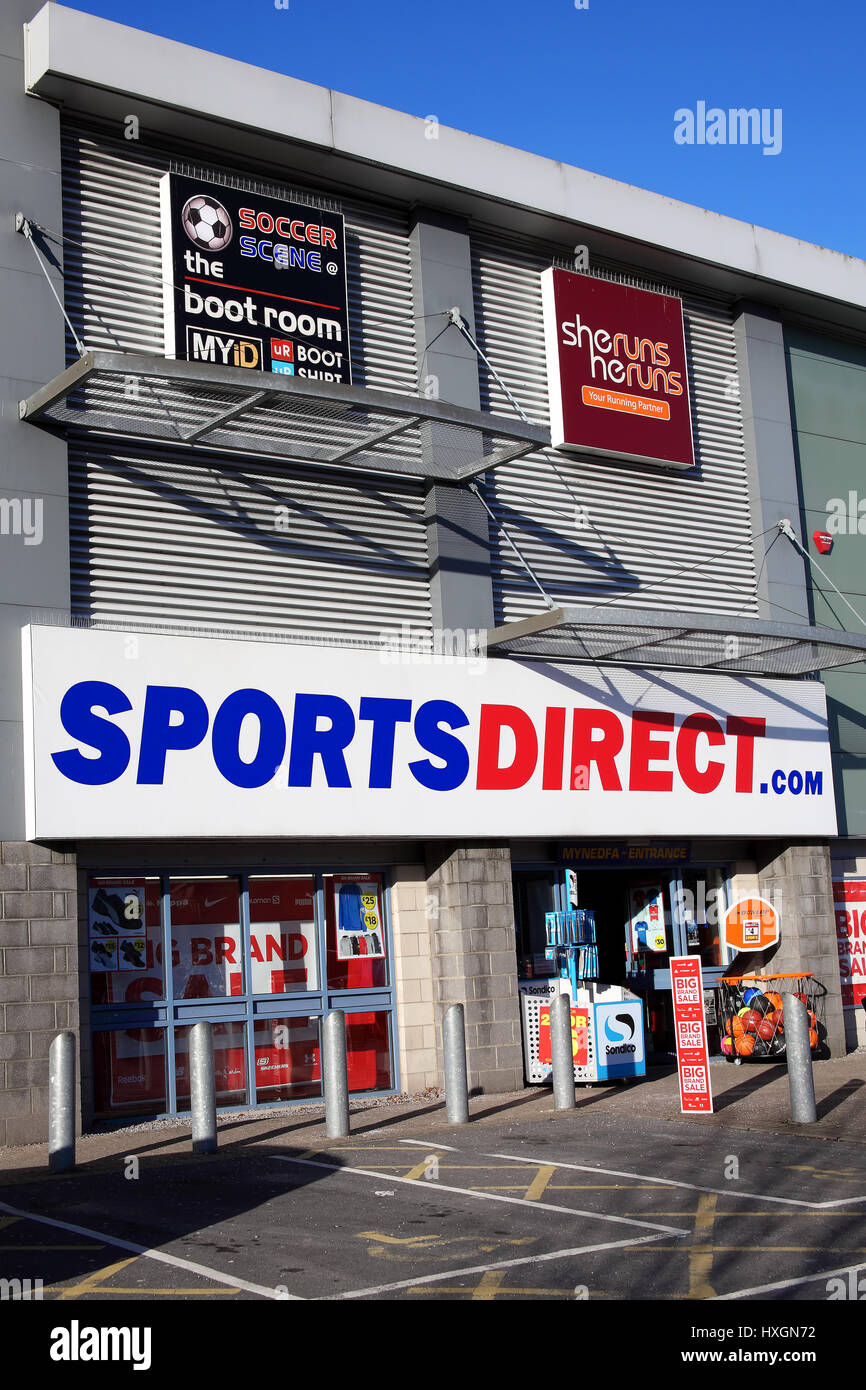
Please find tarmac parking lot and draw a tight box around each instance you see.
[2,1064,866,1304]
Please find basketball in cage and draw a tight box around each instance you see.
[718,973,826,1064]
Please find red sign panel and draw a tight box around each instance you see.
[670,955,713,1113]
[833,879,866,1008]
[538,1002,590,1067]
[541,268,694,469]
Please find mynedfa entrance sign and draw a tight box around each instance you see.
[159,173,351,382]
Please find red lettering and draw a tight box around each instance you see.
[275,216,292,238]
[215,936,236,964]
[726,716,765,792]
[629,711,674,792]
[305,224,321,245]
[266,933,285,962]
[257,211,274,233]
[250,937,263,962]
[542,707,566,790]
[571,710,623,791]
[287,933,307,960]
[290,220,305,240]
[321,228,337,249]
[238,207,256,228]
[476,704,538,789]
[676,712,725,794]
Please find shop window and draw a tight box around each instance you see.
[92,1026,166,1121]
[169,877,243,999]
[346,1012,392,1092]
[175,1020,247,1111]
[325,873,388,990]
[249,876,317,994]
[254,1016,322,1103]
[88,877,164,1007]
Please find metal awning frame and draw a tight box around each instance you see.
[18,350,550,483]
[485,603,866,675]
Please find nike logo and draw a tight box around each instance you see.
[204,897,227,909]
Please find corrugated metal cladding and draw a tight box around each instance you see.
[60,123,431,639]
[68,437,431,640]
[471,229,759,621]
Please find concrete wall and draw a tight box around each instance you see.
[424,844,523,1095]
[389,866,438,1092]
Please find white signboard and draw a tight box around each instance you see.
[23,625,837,840]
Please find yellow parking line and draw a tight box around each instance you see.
[71,1287,241,1296]
[51,1257,139,1300]
[472,1270,507,1300]
[524,1167,556,1202]
[687,1195,718,1299]
[403,1154,446,1182]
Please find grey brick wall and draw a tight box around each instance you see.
[424,843,524,1094]
[757,841,847,1056]
[0,842,80,1146]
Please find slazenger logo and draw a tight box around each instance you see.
[49,686,778,794]
[604,1013,637,1054]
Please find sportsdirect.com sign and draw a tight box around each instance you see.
[159,173,351,382]
[541,268,694,469]
[22,626,836,840]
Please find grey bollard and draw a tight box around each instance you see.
[550,992,576,1111]
[323,1009,350,1138]
[785,994,817,1124]
[443,1004,470,1125]
[189,1020,218,1153]
[48,1031,76,1173]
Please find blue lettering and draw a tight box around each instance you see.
[307,250,321,272]
[51,681,132,785]
[409,700,470,791]
[137,686,209,784]
[274,244,289,268]
[788,768,803,795]
[239,235,257,258]
[771,768,786,793]
[288,693,354,787]
[805,770,823,795]
[359,696,412,789]
[288,247,306,270]
[257,240,274,262]
[212,689,286,788]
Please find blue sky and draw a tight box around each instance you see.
[68,0,866,259]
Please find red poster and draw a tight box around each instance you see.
[538,1002,589,1067]
[833,879,866,1008]
[670,955,713,1113]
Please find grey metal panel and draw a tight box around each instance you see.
[60,122,432,639]
[470,229,759,623]
[68,437,432,639]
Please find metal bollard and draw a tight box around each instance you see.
[785,994,817,1124]
[189,1020,218,1153]
[323,1010,350,1138]
[48,1031,76,1173]
[550,992,576,1111]
[443,1004,469,1125]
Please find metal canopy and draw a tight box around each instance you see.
[486,604,866,676]
[18,350,549,483]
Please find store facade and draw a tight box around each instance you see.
[1,2,865,1143]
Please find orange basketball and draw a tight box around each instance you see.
[735,1035,756,1056]
[756,1018,776,1042]
[732,1016,746,1038]
[766,992,784,1012]
[808,1010,818,1030]
[743,1010,763,1033]
[724,1015,735,1036]
[766,1010,783,1032]
[809,1028,818,1048]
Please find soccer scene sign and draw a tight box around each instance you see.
[159,173,351,382]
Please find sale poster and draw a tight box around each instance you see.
[670,955,713,1114]
[334,877,385,961]
[538,1001,590,1067]
[833,878,866,1008]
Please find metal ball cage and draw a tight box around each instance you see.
[718,973,828,1065]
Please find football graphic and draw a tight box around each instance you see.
[181,194,233,251]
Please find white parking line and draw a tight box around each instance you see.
[483,1152,866,1210]
[274,1155,689,1235]
[399,1138,460,1152]
[332,1232,671,1300]
[0,1199,299,1301]
[714,1257,866,1300]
